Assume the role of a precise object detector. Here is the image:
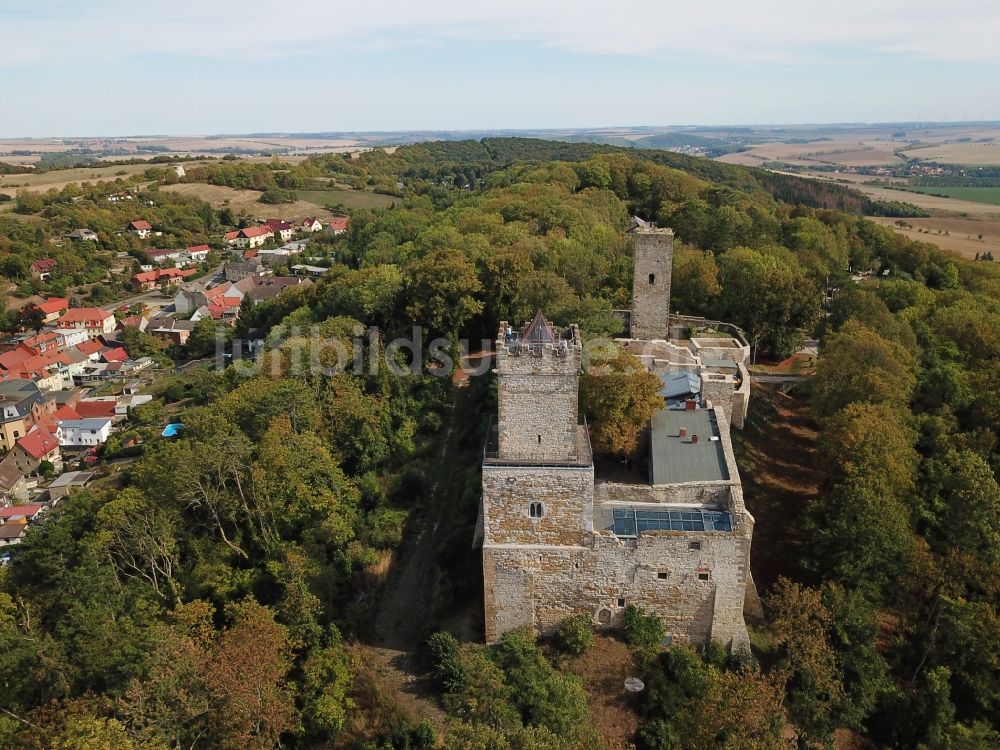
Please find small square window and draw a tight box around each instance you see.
[657,572,668,580]
[689,541,702,551]
[617,597,626,608]
[697,572,711,581]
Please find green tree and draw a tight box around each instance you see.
[580,347,663,457]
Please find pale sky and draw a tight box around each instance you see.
[4,0,1000,136]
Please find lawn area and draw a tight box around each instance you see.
[297,188,397,209]
[897,185,1000,206]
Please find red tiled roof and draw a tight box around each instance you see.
[243,249,258,259]
[133,268,196,284]
[101,347,128,363]
[147,248,177,258]
[75,399,117,418]
[224,230,241,241]
[187,244,210,253]
[240,226,273,239]
[31,258,58,272]
[128,220,152,230]
[265,219,292,231]
[0,348,33,372]
[0,505,43,520]
[119,316,145,329]
[327,217,349,231]
[38,297,70,315]
[76,339,105,356]
[58,308,113,326]
[16,429,59,460]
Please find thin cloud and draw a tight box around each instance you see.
[4,0,1000,66]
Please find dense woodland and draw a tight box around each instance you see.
[0,140,998,749]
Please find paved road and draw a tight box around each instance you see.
[99,263,225,313]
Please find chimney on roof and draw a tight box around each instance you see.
[691,434,699,444]
[679,427,687,438]
[685,400,696,411]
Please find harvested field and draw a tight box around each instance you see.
[161,182,388,220]
[0,162,166,196]
[902,141,1000,165]
[867,215,1000,260]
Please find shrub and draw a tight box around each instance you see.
[624,605,665,653]
[556,614,594,655]
[425,631,467,693]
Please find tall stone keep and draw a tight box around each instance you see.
[495,311,583,463]
[630,221,674,340]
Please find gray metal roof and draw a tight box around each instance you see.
[48,471,94,488]
[649,407,729,485]
[659,370,701,399]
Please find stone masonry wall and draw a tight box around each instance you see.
[482,465,594,547]
[496,325,582,462]
[630,228,674,340]
[483,527,752,648]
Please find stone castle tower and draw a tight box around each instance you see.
[629,220,674,339]
[481,313,594,641]
[495,311,582,462]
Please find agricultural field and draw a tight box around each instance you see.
[0,162,167,196]
[896,185,1000,205]
[901,140,1000,165]
[867,215,1000,260]
[160,182,393,221]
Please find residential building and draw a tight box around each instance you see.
[186,244,211,262]
[11,428,62,475]
[325,217,349,235]
[224,226,273,248]
[30,258,57,281]
[291,264,329,278]
[58,417,112,447]
[127,220,153,238]
[0,379,43,452]
[132,267,196,291]
[300,218,323,233]
[37,297,70,323]
[0,463,30,504]
[65,228,99,242]
[265,219,294,243]
[225,261,268,282]
[57,308,116,337]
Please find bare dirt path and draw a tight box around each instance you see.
[733,384,822,594]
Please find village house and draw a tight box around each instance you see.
[0,379,44,452]
[127,220,153,238]
[37,297,70,323]
[146,248,183,265]
[65,228,99,242]
[224,226,274,249]
[186,244,211,262]
[58,417,112,447]
[132,267,197,291]
[0,463,31,504]
[10,428,62,475]
[225,261,269,282]
[30,258,57,281]
[56,308,116,337]
[325,216,349,236]
[300,218,323,233]
[148,319,196,346]
[265,219,294,243]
